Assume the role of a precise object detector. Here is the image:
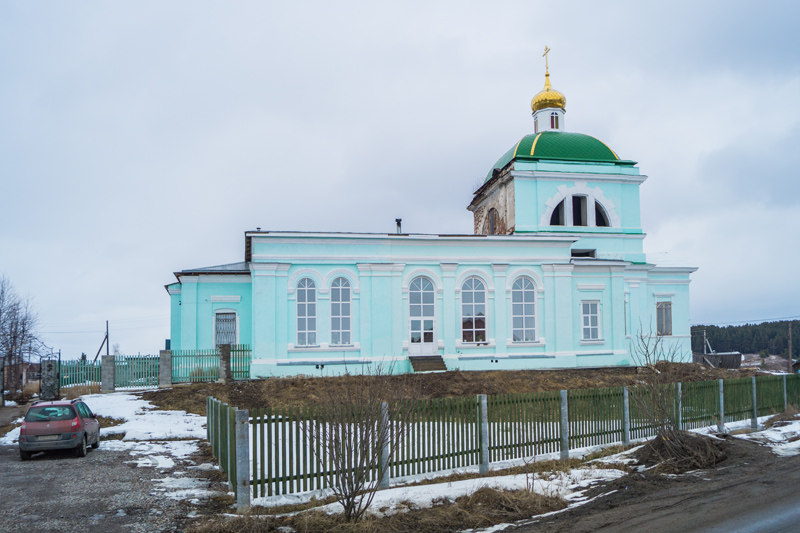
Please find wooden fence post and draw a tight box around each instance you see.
[718,379,726,434]
[379,402,391,489]
[235,409,251,512]
[560,390,569,461]
[751,376,758,430]
[622,387,631,445]
[478,394,489,475]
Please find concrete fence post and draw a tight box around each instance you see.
[718,379,726,434]
[379,402,391,489]
[677,382,683,431]
[219,344,232,383]
[622,387,631,445]
[560,390,569,461]
[478,394,489,475]
[101,355,115,393]
[783,374,788,411]
[751,376,759,430]
[158,350,172,388]
[235,409,250,512]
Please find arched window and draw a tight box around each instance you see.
[461,278,486,343]
[488,208,497,235]
[595,202,610,227]
[330,277,351,345]
[550,200,565,225]
[511,277,536,342]
[550,112,559,129]
[296,278,316,346]
[409,277,435,349]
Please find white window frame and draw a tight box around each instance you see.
[330,277,352,346]
[296,278,317,347]
[581,300,601,341]
[657,301,672,337]
[408,276,437,355]
[461,277,488,344]
[511,277,536,343]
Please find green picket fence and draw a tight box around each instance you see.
[207,396,239,499]
[211,374,800,502]
[172,346,252,383]
[488,391,561,462]
[231,345,252,380]
[59,361,101,388]
[173,349,219,383]
[114,355,160,389]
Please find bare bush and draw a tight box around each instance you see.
[630,327,726,472]
[303,364,418,522]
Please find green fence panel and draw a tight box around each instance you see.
[113,355,159,388]
[58,361,102,389]
[568,387,624,449]
[681,379,720,431]
[172,349,219,383]
[487,390,560,462]
[723,377,753,423]
[231,344,252,380]
[787,374,800,407]
[756,375,784,417]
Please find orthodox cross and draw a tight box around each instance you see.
[543,45,551,74]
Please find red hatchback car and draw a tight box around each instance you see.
[19,399,101,460]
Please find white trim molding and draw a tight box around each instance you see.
[210,295,241,303]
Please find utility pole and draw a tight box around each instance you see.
[790,321,793,374]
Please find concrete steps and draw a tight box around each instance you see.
[409,356,447,372]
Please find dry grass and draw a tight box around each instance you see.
[22,382,39,398]
[0,423,17,439]
[63,383,101,399]
[187,487,566,533]
[763,405,800,429]
[144,363,759,416]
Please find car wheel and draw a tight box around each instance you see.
[75,435,87,458]
[91,436,99,449]
[19,449,31,461]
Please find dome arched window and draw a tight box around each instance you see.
[550,112,559,129]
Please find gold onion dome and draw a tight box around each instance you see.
[531,72,566,113]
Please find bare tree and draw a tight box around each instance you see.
[0,276,40,402]
[630,325,723,471]
[304,364,417,522]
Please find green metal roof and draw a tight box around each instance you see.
[485,131,635,182]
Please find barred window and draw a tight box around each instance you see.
[296,278,317,346]
[461,278,487,343]
[511,277,536,342]
[330,278,351,345]
[215,312,236,347]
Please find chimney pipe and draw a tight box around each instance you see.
[395,218,402,234]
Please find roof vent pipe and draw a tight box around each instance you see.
[396,219,402,234]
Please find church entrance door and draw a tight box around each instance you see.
[409,277,436,356]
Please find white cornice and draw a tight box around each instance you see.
[210,295,241,303]
[511,170,647,184]
[167,287,181,295]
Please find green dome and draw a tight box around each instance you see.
[485,131,633,182]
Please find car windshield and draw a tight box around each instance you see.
[25,405,76,422]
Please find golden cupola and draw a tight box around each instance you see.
[531,71,566,113]
[531,46,566,114]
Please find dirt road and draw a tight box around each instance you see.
[0,444,193,533]
[511,437,800,533]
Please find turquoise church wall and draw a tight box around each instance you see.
[165,75,697,377]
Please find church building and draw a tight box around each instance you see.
[166,57,696,376]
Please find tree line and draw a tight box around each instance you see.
[1,276,40,398]
[691,321,798,359]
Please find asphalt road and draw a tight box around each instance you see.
[0,443,193,532]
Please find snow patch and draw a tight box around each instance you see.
[152,475,225,501]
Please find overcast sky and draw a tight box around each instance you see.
[1,1,798,358]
